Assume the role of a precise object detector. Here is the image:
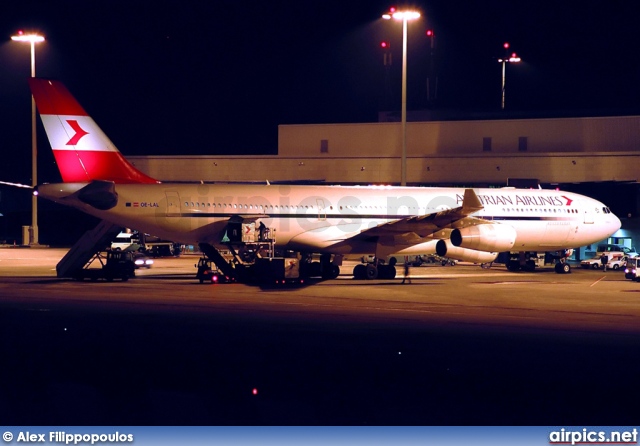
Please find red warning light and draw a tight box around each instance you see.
[252,388,258,395]
[389,6,397,13]
[380,41,390,49]
[503,42,510,49]
[426,29,433,36]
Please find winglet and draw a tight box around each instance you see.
[461,188,483,214]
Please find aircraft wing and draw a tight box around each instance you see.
[361,188,486,239]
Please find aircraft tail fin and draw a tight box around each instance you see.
[28,78,158,184]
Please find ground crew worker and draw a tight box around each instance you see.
[402,262,412,284]
[601,254,609,272]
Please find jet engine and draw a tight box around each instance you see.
[450,223,516,252]
[435,239,498,264]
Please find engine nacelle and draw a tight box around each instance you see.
[435,239,499,264]
[450,223,516,252]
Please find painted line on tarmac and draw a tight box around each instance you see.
[590,276,607,287]
[477,281,541,285]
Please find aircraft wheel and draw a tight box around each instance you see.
[507,261,520,272]
[555,263,571,274]
[378,264,396,279]
[353,264,367,280]
[322,264,340,280]
[308,261,322,277]
[387,265,397,279]
[365,264,378,280]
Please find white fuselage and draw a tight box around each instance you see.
[39,183,621,255]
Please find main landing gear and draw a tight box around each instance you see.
[554,260,571,274]
[352,257,397,280]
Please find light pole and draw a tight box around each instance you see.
[382,7,420,186]
[11,30,45,245]
[498,42,520,110]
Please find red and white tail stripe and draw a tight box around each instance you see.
[28,78,158,184]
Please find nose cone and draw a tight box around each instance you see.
[611,212,622,234]
[600,208,622,240]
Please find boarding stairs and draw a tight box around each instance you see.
[56,220,122,278]
[198,243,239,280]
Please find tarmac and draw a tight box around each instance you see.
[1,247,639,425]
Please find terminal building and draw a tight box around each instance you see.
[128,115,640,186]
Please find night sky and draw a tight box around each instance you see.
[1,0,640,185]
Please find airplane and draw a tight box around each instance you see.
[29,78,621,280]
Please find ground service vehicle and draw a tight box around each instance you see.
[608,256,628,271]
[253,256,302,285]
[597,244,637,258]
[581,256,604,269]
[73,250,136,281]
[132,252,154,268]
[111,231,176,256]
[195,258,235,284]
[625,257,640,280]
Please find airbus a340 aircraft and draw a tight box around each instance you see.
[30,78,621,280]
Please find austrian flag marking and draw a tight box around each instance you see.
[125,202,158,208]
[65,119,89,145]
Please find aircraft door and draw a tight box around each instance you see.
[582,200,594,224]
[317,199,326,221]
[165,191,181,217]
